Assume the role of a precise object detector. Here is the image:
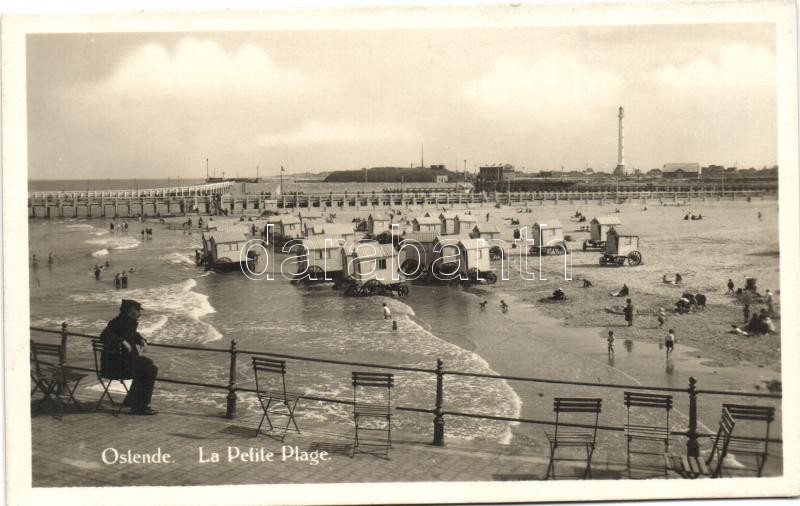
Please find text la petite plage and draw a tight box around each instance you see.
[101,446,330,465]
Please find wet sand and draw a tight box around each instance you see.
[214,196,780,370]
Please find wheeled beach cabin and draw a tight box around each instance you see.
[426,235,497,283]
[308,223,357,242]
[439,212,458,235]
[605,227,639,256]
[279,216,302,239]
[346,241,402,284]
[458,238,492,275]
[600,226,642,266]
[532,220,564,247]
[470,224,502,241]
[367,214,393,236]
[398,231,439,275]
[455,214,478,235]
[470,224,506,259]
[295,236,345,281]
[412,215,441,233]
[590,216,622,243]
[200,231,254,272]
[431,235,465,275]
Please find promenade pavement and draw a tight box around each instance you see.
[32,400,628,487]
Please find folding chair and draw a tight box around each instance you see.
[623,392,673,477]
[665,407,735,478]
[544,397,602,479]
[91,339,130,416]
[251,357,301,441]
[722,404,775,477]
[351,371,394,458]
[30,340,87,418]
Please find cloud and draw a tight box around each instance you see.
[461,56,622,118]
[655,43,774,91]
[255,119,416,147]
[104,37,306,97]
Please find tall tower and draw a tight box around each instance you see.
[614,106,625,176]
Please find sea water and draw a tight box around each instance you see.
[28,218,520,444]
[28,217,782,450]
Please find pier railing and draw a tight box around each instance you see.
[31,324,782,458]
[28,181,233,200]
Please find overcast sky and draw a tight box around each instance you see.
[27,24,776,179]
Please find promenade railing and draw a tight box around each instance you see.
[30,324,782,459]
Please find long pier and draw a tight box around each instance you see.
[28,185,775,219]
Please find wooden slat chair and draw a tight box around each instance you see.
[722,404,775,477]
[30,340,87,418]
[351,371,394,458]
[91,339,129,416]
[623,392,673,477]
[545,397,602,479]
[251,357,302,442]
[665,407,735,479]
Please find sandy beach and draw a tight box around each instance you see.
[212,195,779,372]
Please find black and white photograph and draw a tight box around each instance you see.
[3,2,799,505]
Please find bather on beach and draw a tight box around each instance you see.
[610,283,629,297]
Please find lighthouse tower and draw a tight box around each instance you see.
[613,106,626,177]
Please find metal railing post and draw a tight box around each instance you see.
[433,358,445,446]
[687,376,699,457]
[225,339,238,419]
[60,322,68,364]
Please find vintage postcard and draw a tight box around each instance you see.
[3,2,799,505]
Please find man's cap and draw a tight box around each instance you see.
[120,299,143,311]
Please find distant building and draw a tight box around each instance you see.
[430,164,447,170]
[702,165,726,178]
[476,163,516,191]
[479,165,504,182]
[662,163,700,179]
[434,174,449,183]
[648,168,663,177]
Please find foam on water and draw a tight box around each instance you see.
[92,249,109,257]
[66,224,94,230]
[389,298,522,443]
[246,294,522,444]
[85,236,140,250]
[31,316,107,329]
[139,314,168,334]
[69,278,222,344]
[159,252,196,266]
